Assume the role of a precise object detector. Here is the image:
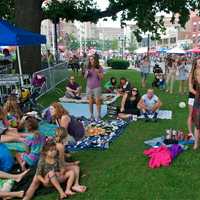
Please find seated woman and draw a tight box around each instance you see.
[49,102,85,143]
[117,77,131,96]
[104,77,117,93]
[65,76,81,100]
[118,88,141,120]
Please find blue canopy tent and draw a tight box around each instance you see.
[0,19,46,86]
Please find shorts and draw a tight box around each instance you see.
[86,87,101,99]
[188,98,194,106]
[141,72,148,80]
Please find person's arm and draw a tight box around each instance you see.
[60,115,70,129]
[57,143,65,164]
[66,86,75,93]
[188,73,196,95]
[37,175,48,185]
[137,98,147,111]
[120,93,128,112]
[95,68,104,80]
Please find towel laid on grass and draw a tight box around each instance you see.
[66,119,128,152]
[139,110,172,120]
[59,93,119,105]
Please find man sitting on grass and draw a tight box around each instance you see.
[65,76,81,100]
[137,88,162,122]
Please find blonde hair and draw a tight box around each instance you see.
[3,96,23,119]
[55,127,68,143]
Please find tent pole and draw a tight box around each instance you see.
[16,46,23,87]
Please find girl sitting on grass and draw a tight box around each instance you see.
[55,127,87,193]
[16,117,46,171]
[36,141,75,199]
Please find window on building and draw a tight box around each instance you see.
[163,38,168,44]
[193,24,197,32]
[193,36,196,44]
[170,37,176,44]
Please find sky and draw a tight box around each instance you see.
[96,0,121,28]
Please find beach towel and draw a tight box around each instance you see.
[139,110,172,120]
[59,93,119,105]
[60,103,108,118]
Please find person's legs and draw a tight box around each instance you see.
[94,87,102,120]
[64,170,75,196]
[187,103,194,134]
[179,80,183,94]
[118,113,131,120]
[88,97,94,119]
[166,72,171,92]
[170,72,176,94]
[0,191,24,199]
[193,128,200,150]
[65,91,76,98]
[0,170,29,183]
[95,97,101,120]
[23,176,41,200]
[65,165,86,193]
[48,171,66,199]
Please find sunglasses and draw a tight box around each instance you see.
[132,89,138,92]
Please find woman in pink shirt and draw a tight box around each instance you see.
[84,55,104,121]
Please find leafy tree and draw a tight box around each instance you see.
[128,33,138,52]
[1,0,200,73]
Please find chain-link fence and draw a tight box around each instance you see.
[32,62,68,98]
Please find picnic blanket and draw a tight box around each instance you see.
[5,121,57,152]
[144,136,194,147]
[66,119,128,152]
[139,110,172,120]
[61,102,108,118]
[59,93,119,105]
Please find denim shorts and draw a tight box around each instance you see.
[141,72,148,80]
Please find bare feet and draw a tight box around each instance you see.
[15,169,30,183]
[16,191,25,198]
[193,143,198,150]
[59,192,67,199]
[65,190,75,196]
[72,185,87,193]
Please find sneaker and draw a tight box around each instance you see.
[152,113,158,122]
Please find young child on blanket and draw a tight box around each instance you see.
[16,117,46,171]
[55,127,86,193]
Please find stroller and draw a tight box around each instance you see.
[152,64,166,90]
[19,74,46,112]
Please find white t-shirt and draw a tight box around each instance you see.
[142,94,159,110]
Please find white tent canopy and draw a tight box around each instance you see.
[167,47,186,54]
[134,47,148,54]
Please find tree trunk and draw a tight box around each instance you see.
[15,0,43,75]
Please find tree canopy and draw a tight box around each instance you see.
[1,0,200,40]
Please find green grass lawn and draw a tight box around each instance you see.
[36,69,199,200]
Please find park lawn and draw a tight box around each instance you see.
[36,69,199,200]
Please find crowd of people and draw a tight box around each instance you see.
[0,50,200,199]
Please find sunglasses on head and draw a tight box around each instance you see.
[132,88,138,92]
